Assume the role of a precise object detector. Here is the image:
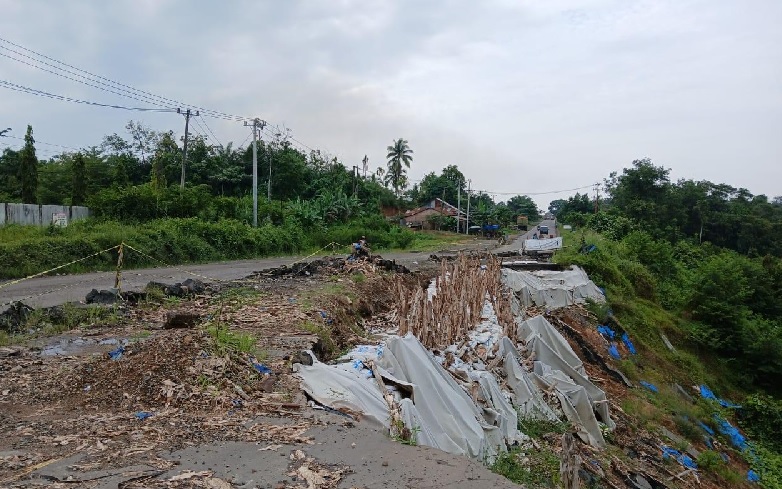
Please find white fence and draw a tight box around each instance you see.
[0,203,90,227]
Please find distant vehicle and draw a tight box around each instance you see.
[539,225,549,236]
[516,215,529,231]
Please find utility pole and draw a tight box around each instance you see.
[593,183,600,214]
[465,179,471,235]
[177,108,199,189]
[352,166,360,196]
[456,181,461,233]
[268,133,276,202]
[362,155,368,178]
[244,118,266,227]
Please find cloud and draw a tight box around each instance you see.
[0,0,780,209]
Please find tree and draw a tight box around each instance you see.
[18,125,38,203]
[125,120,159,165]
[72,153,87,205]
[0,147,20,201]
[506,195,540,221]
[548,199,567,215]
[385,138,413,196]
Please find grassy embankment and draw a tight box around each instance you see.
[0,218,466,280]
[550,226,782,487]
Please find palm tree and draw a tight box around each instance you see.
[385,138,413,196]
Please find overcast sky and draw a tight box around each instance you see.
[1,0,780,209]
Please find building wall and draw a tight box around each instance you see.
[0,203,90,226]
[404,208,442,230]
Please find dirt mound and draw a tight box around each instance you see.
[58,330,271,411]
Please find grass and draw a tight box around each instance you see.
[491,447,561,487]
[518,416,569,439]
[0,218,465,280]
[205,323,258,356]
[298,320,337,358]
[0,330,9,346]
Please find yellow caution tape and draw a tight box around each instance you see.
[0,244,121,291]
[121,242,223,283]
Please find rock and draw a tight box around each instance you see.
[85,288,119,304]
[629,473,653,489]
[294,351,314,366]
[163,311,201,329]
[147,279,205,298]
[0,301,34,333]
[181,278,206,294]
[0,347,21,357]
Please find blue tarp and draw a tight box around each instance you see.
[713,414,747,450]
[748,470,760,482]
[608,343,621,359]
[597,325,615,339]
[662,446,698,470]
[134,411,153,420]
[252,361,272,375]
[640,381,658,393]
[108,346,124,361]
[621,333,637,355]
[699,385,741,408]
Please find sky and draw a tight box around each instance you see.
[1,0,780,210]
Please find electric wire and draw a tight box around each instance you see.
[0,80,177,112]
[1,37,318,153]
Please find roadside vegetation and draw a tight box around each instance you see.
[0,122,528,279]
[552,159,782,487]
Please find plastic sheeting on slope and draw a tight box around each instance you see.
[523,237,563,251]
[296,333,523,461]
[503,265,605,309]
[296,270,615,460]
[517,316,614,447]
[518,315,585,376]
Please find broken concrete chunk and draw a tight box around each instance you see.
[163,311,202,329]
[0,301,33,333]
[85,288,120,304]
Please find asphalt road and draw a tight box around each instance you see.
[0,240,500,310]
[0,221,562,311]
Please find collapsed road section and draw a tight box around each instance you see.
[295,254,614,462]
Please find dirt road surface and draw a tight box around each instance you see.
[30,412,521,489]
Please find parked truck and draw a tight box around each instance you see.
[516,215,529,231]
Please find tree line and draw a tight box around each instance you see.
[0,123,542,228]
[551,158,782,392]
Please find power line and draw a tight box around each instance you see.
[0,37,250,122]
[0,80,177,112]
[1,36,322,154]
[198,116,223,148]
[0,134,81,151]
[0,50,180,109]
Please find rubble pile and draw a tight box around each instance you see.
[296,255,617,465]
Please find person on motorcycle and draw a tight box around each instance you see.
[352,236,370,259]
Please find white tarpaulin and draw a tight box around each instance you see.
[523,237,563,251]
[502,265,605,310]
[296,267,615,461]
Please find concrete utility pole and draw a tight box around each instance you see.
[244,118,266,227]
[593,182,600,214]
[456,181,461,233]
[362,155,368,178]
[268,133,277,202]
[177,108,199,189]
[465,179,471,235]
[352,165,360,196]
